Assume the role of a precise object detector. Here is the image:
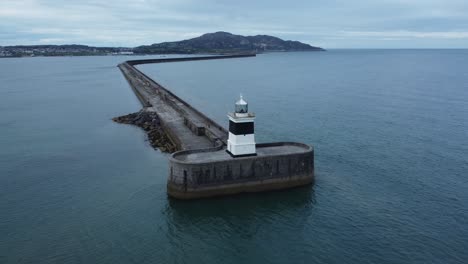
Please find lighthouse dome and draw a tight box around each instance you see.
[235,94,248,113]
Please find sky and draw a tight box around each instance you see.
[1,0,468,48]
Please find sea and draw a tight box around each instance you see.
[0,50,467,264]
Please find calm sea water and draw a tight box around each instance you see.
[1,50,467,263]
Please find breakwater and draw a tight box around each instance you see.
[117,54,314,199]
[118,54,256,150]
[113,109,178,152]
[168,142,314,199]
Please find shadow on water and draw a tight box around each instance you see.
[159,186,318,260]
[165,185,317,222]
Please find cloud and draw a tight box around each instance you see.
[342,31,468,39]
[1,0,468,48]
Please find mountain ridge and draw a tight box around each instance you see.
[134,31,324,54]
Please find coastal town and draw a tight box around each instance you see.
[0,45,134,57]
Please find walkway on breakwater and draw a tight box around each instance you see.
[118,54,256,150]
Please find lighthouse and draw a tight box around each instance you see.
[227,94,256,157]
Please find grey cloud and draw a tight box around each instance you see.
[0,0,467,48]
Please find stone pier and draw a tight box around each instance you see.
[117,54,314,199]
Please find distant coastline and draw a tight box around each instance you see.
[0,31,324,58]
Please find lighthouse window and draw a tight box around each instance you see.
[235,104,248,113]
[229,121,254,135]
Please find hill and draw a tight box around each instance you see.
[133,32,324,54]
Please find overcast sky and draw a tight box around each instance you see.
[1,0,468,48]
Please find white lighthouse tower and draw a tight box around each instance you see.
[227,94,256,157]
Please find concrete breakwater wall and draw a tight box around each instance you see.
[125,54,256,66]
[118,63,184,150]
[118,54,256,150]
[117,54,314,199]
[168,142,314,199]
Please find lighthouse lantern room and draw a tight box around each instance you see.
[227,94,256,157]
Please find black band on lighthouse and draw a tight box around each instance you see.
[229,121,254,135]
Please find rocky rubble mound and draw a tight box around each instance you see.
[113,110,178,153]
